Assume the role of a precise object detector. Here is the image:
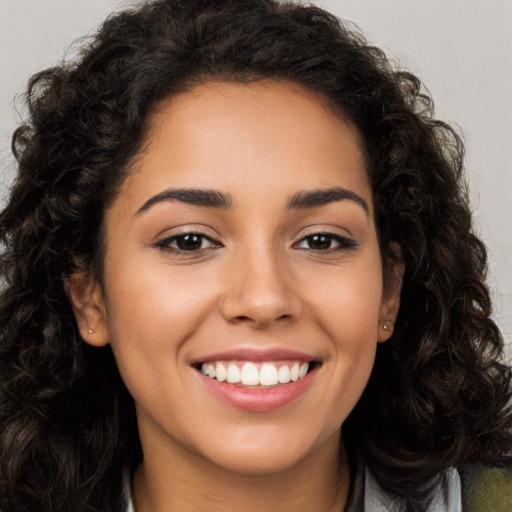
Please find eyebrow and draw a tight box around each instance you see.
[286,187,369,215]
[136,188,233,214]
[135,185,369,216]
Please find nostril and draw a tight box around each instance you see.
[219,287,301,327]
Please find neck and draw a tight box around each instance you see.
[132,432,350,512]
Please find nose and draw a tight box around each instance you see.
[220,247,301,329]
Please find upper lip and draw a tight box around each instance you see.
[190,348,318,365]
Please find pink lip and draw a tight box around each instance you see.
[196,368,318,411]
[190,348,315,365]
[191,348,320,411]
[192,352,319,412]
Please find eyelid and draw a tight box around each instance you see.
[152,225,358,256]
[293,229,359,252]
[154,229,222,255]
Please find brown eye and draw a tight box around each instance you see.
[295,233,357,252]
[174,234,205,251]
[304,234,335,250]
[156,233,219,253]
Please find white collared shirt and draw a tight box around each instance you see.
[364,467,462,512]
[125,467,462,511]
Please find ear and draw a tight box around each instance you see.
[66,269,109,347]
[377,244,404,343]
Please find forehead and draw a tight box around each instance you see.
[117,80,371,213]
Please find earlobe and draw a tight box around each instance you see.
[378,318,395,342]
[378,246,404,343]
[66,269,109,347]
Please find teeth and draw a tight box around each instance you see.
[278,365,290,383]
[241,362,259,385]
[227,363,241,383]
[259,363,278,386]
[290,362,299,381]
[200,361,310,386]
[215,362,227,382]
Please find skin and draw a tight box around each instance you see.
[70,80,401,512]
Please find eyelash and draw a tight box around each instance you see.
[293,232,358,253]
[155,231,357,256]
[155,232,221,255]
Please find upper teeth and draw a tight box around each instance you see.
[200,361,309,386]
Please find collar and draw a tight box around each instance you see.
[364,466,462,512]
[124,466,462,511]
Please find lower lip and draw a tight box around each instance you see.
[195,366,318,412]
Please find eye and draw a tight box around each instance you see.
[294,233,356,252]
[156,232,220,254]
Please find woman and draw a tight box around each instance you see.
[0,1,510,511]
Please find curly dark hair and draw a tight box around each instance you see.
[1,0,510,511]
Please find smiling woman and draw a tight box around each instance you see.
[0,1,510,512]
[70,81,393,493]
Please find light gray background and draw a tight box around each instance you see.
[1,0,510,359]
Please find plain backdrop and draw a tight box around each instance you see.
[1,0,511,360]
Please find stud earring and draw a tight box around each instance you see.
[88,329,94,334]
[383,320,394,332]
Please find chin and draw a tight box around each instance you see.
[197,427,340,477]
[207,447,308,476]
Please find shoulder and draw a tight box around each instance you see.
[364,466,462,511]
[459,459,512,512]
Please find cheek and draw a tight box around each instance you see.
[308,264,383,345]
[303,260,383,408]
[102,258,219,366]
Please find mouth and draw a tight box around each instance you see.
[190,350,320,411]
[194,360,317,388]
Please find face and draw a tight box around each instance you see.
[71,80,400,476]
